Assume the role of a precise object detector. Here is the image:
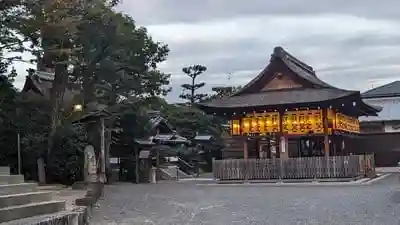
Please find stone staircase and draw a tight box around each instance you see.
[159,165,193,180]
[0,166,69,224]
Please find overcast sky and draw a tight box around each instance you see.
[12,0,400,102]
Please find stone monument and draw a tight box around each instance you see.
[84,145,97,183]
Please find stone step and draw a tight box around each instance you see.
[0,183,37,196]
[0,175,24,185]
[0,200,66,223]
[0,191,53,208]
[0,167,10,175]
[0,209,84,225]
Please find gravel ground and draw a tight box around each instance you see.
[92,174,400,225]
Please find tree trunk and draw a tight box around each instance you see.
[190,77,195,105]
[48,57,69,156]
[82,65,103,182]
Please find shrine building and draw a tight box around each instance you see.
[198,47,381,159]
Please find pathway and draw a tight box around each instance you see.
[92,174,400,225]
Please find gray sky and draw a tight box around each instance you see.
[12,0,400,102]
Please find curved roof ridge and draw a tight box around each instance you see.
[273,46,315,74]
[234,46,343,96]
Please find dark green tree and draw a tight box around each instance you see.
[179,65,208,104]
[6,67,18,83]
[210,85,242,99]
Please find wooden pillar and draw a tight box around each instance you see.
[134,147,139,184]
[280,136,289,159]
[243,138,248,159]
[323,108,330,157]
[278,110,288,159]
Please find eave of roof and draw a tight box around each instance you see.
[362,81,400,99]
[199,88,356,110]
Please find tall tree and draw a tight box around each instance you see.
[2,0,172,183]
[179,65,208,104]
[0,0,24,56]
[10,0,84,159]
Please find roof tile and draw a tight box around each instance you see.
[362,81,400,98]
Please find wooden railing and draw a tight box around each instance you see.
[213,155,375,180]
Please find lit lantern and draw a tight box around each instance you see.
[251,117,258,133]
[242,118,251,134]
[258,118,265,133]
[231,120,241,135]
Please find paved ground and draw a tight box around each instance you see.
[92,174,400,225]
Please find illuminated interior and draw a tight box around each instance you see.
[230,109,360,136]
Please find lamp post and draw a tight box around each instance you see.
[99,117,106,183]
[15,107,22,175]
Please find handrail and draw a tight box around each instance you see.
[178,157,195,169]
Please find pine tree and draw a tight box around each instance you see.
[179,65,208,105]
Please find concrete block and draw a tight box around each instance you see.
[0,175,24,184]
[0,183,37,195]
[0,167,10,175]
[0,200,65,223]
[0,191,53,208]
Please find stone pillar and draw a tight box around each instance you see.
[279,136,289,159]
[243,139,248,159]
[37,158,46,184]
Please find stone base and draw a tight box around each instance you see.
[71,182,88,190]
[75,182,104,207]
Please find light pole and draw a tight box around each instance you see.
[16,108,21,175]
[99,117,106,183]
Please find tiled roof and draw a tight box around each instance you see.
[22,71,80,104]
[199,47,381,116]
[200,88,356,109]
[362,81,400,99]
[234,47,337,96]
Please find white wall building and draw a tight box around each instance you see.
[360,81,400,133]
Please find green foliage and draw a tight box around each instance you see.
[70,3,171,105]
[6,67,17,83]
[0,76,86,183]
[110,101,152,157]
[0,0,226,184]
[118,102,151,139]
[0,75,19,167]
[0,76,51,177]
[179,65,208,104]
[163,105,224,140]
[0,0,24,55]
[209,85,242,99]
[47,123,86,185]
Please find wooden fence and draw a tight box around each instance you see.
[213,155,375,180]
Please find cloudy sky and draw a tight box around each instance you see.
[12,0,400,102]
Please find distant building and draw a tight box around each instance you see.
[346,81,400,167]
[21,70,80,106]
[360,81,400,133]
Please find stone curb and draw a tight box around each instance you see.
[195,174,392,187]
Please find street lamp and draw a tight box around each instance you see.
[73,104,83,112]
